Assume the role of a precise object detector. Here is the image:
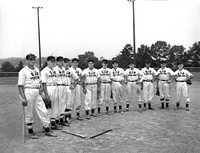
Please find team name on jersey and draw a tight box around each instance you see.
[87,71,97,77]
[75,70,80,76]
[159,70,167,75]
[65,70,71,78]
[177,71,186,77]
[58,70,65,77]
[48,70,57,78]
[128,71,137,76]
[113,71,122,76]
[100,70,110,76]
[30,71,40,80]
[144,70,153,75]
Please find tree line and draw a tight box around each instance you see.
[1,40,200,72]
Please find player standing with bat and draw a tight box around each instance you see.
[18,54,57,139]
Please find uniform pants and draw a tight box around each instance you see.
[71,84,81,110]
[143,82,154,103]
[176,82,190,104]
[99,83,111,107]
[57,86,66,116]
[65,86,72,112]
[47,86,59,121]
[84,85,97,110]
[158,81,170,100]
[24,89,50,128]
[126,82,142,104]
[112,82,123,105]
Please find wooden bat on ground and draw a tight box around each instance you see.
[22,106,26,143]
[89,129,113,139]
[61,130,87,139]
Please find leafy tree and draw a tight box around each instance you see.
[136,44,151,68]
[1,61,16,72]
[187,41,200,67]
[16,60,24,72]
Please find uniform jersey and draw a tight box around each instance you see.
[111,68,125,82]
[157,67,174,80]
[141,67,157,81]
[174,69,193,81]
[53,66,65,84]
[82,68,100,84]
[18,66,41,88]
[69,67,82,84]
[98,68,112,82]
[63,68,78,85]
[41,66,57,86]
[125,68,143,81]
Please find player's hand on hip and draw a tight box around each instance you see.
[22,99,28,106]
[83,88,87,94]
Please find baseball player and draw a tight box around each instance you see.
[110,60,125,113]
[63,58,79,123]
[98,59,112,115]
[124,60,144,112]
[69,58,84,120]
[18,53,57,139]
[53,56,69,126]
[157,59,174,109]
[82,59,100,119]
[41,56,63,130]
[174,61,193,111]
[140,60,157,110]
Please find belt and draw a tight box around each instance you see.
[160,80,169,81]
[57,84,66,86]
[24,87,39,89]
[112,80,121,82]
[127,80,137,82]
[176,80,185,82]
[143,80,153,82]
[86,83,97,85]
[101,81,111,84]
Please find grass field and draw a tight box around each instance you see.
[0,75,200,153]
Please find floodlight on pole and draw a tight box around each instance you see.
[32,6,43,71]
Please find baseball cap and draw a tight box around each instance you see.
[72,58,79,62]
[177,60,184,65]
[26,53,36,60]
[160,58,167,64]
[56,56,64,62]
[102,59,108,64]
[88,59,94,63]
[129,60,135,65]
[64,58,70,63]
[112,60,118,64]
[47,56,55,61]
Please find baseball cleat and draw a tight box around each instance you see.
[30,132,39,139]
[139,108,143,113]
[106,111,112,115]
[61,122,70,126]
[77,117,84,121]
[174,107,179,110]
[186,107,189,111]
[91,113,97,117]
[86,115,91,120]
[51,124,63,130]
[45,131,57,137]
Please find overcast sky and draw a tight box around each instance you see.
[0,0,200,59]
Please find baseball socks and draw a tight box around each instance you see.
[124,103,129,112]
[106,106,111,115]
[174,102,180,110]
[166,99,169,109]
[60,115,70,126]
[27,123,39,139]
[148,102,155,110]
[97,107,101,116]
[143,103,147,111]
[160,98,165,109]
[138,103,142,113]
[76,111,83,121]
[114,106,117,113]
[85,110,91,119]
[186,103,189,111]
[91,109,97,117]
[44,127,57,137]
[119,105,123,113]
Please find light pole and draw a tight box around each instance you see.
[32,6,43,71]
[127,0,136,59]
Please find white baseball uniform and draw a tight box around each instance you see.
[174,69,193,104]
[63,68,78,113]
[69,67,83,110]
[125,68,143,104]
[18,66,50,128]
[53,66,66,117]
[82,68,100,110]
[110,68,125,105]
[141,67,157,103]
[98,67,112,107]
[41,66,59,122]
[157,67,174,100]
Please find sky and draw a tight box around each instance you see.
[0,0,200,59]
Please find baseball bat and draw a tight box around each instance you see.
[61,130,86,139]
[22,106,26,143]
[89,129,113,139]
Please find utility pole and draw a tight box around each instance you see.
[32,6,43,71]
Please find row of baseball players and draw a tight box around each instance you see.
[18,53,193,139]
